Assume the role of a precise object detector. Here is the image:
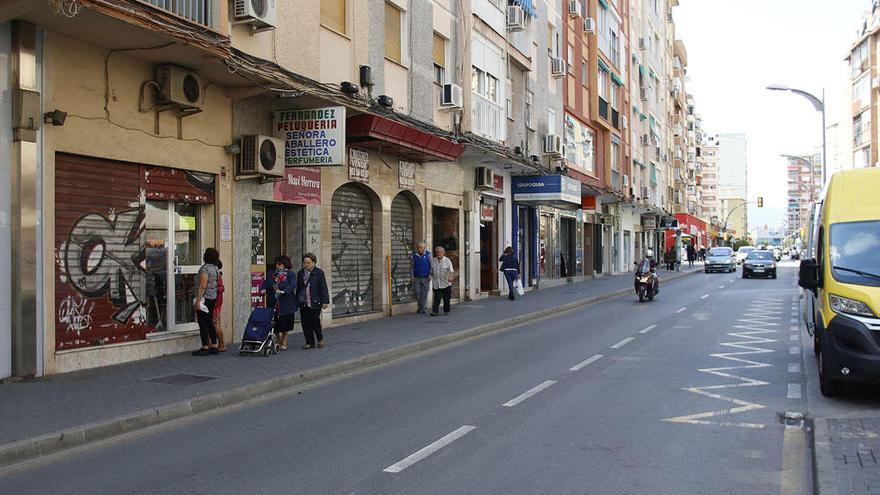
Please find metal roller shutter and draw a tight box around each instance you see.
[331,184,374,316]
[390,194,415,303]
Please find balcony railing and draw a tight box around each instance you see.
[142,0,213,27]
[599,98,609,121]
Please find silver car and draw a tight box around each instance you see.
[704,246,736,273]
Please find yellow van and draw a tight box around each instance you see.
[799,168,880,396]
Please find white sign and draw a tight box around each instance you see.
[220,213,232,242]
[399,161,416,190]
[275,106,346,166]
[349,149,369,183]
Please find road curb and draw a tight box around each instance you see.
[812,418,840,495]
[0,269,699,468]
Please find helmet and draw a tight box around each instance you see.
[646,249,654,258]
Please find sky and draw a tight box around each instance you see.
[674,0,868,233]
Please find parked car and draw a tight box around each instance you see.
[735,246,755,264]
[742,250,777,279]
[704,246,736,273]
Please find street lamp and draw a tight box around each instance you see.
[767,85,827,187]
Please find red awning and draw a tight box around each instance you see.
[347,114,464,162]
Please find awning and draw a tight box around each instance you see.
[611,72,624,85]
[598,58,610,72]
[638,64,644,78]
[598,0,609,8]
[347,114,464,162]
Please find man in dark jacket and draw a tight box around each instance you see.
[295,253,330,349]
[412,242,431,314]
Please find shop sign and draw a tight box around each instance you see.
[273,166,321,205]
[480,204,495,222]
[511,175,581,206]
[251,272,266,309]
[251,210,265,265]
[660,217,679,229]
[641,215,657,230]
[275,106,346,166]
[399,160,416,190]
[349,148,369,183]
[492,174,504,194]
[220,213,232,242]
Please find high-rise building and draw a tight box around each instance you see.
[846,1,880,168]
[785,153,822,240]
[700,134,721,222]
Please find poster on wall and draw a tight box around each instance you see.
[251,272,266,309]
[273,166,321,204]
[398,161,416,190]
[251,209,265,265]
[349,148,369,183]
[275,106,346,166]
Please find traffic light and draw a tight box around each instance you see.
[757,196,763,208]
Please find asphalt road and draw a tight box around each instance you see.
[0,265,812,495]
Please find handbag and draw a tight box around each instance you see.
[513,278,525,296]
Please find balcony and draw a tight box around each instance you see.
[141,0,213,27]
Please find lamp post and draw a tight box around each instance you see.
[767,85,826,187]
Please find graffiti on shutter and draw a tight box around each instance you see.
[331,184,374,316]
[391,194,415,303]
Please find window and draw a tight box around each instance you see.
[598,68,608,120]
[610,30,619,67]
[525,90,535,129]
[610,81,618,109]
[506,77,513,120]
[321,0,346,35]
[851,41,869,78]
[564,114,595,173]
[611,136,621,190]
[433,33,447,84]
[853,74,870,109]
[385,2,402,64]
[567,45,574,74]
[581,59,588,87]
[472,66,502,140]
[854,110,871,147]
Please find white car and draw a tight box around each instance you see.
[735,246,755,264]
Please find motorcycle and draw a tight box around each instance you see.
[634,260,658,303]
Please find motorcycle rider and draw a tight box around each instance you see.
[634,249,660,295]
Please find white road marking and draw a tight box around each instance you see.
[675,307,687,314]
[790,335,799,341]
[790,326,799,332]
[729,279,735,283]
[383,425,476,473]
[701,294,710,299]
[789,346,800,355]
[639,324,658,334]
[719,285,726,289]
[570,354,604,371]
[611,337,635,349]
[788,363,800,373]
[502,380,557,407]
[787,383,802,399]
[789,318,798,324]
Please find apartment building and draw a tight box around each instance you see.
[700,134,721,239]
[846,1,880,168]
[785,152,822,240]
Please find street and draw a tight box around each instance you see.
[0,265,819,495]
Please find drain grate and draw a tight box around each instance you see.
[147,373,218,386]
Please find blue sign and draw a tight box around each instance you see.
[512,175,581,206]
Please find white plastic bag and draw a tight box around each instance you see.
[513,278,525,296]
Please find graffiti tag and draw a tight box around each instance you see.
[58,295,94,334]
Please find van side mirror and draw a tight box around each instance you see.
[798,259,820,290]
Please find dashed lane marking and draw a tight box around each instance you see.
[502,380,557,407]
[788,363,800,373]
[570,354,604,371]
[701,294,709,299]
[719,285,726,289]
[789,346,800,355]
[787,384,802,399]
[675,307,687,314]
[639,324,658,334]
[611,337,635,349]
[790,335,800,341]
[383,425,476,473]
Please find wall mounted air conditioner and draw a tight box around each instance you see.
[440,83,463,109]
[233,0,277,30]
[551,57,566,78]
[507,5,526,32]
[584,17,596,34]
[544,134,564,156]
[237,135,285,179]
[156,65,204,110]
[620,116,628,129]
[475,166,495,189]
[568,0,582,17]
[640,87,648,101]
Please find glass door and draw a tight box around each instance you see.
[172,202,201,331]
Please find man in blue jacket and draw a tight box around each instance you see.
[412,242,431,314]
[295,253,330,349]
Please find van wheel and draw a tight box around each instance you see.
[818,349,843,397]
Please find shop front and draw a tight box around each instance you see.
[473,172,510,297]
[512,175,584,288]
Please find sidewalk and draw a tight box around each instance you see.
[0,266,699,466]
[815,417,880,495]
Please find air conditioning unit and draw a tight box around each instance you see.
[583,17,596,34]
[568,0,582,17]
[233,0,277,30]
[237,135,285,179]
[507,5,526,32]
[551,57,566,77]
[623,174,630,187]
[544,134,563,156]
[620,116,628,129]
[440,83,463,109]
[475,166,495,189]
[156,65,204,110]
[640,134,649,146]
[640,87,648,101]
[639,37,649,50]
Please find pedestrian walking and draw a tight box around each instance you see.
[296,253,330,349]
[430,246,455,316]
[213,259,226,352]
[664,247,676,271]
[698,246,706,262]
[192,248,220,356]
[412,242,431,314]
[686,243,696,268]
[264,255,297,350]
[499,246,520,301]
